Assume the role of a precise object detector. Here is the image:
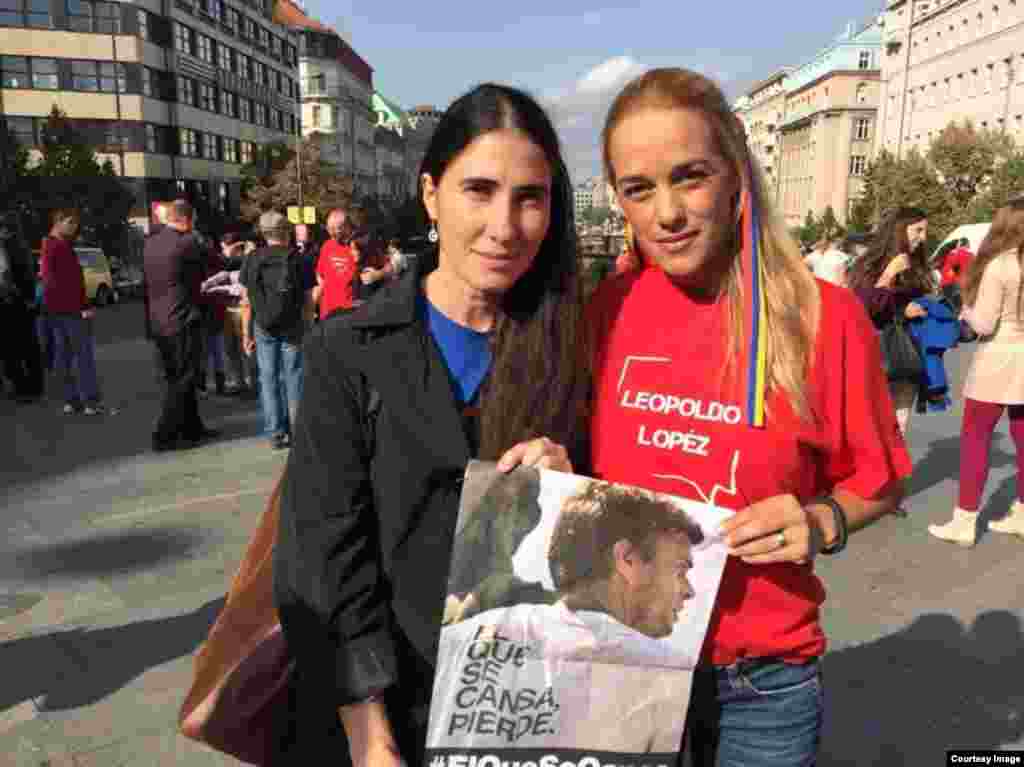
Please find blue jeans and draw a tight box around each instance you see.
[48,314,101,404]
[254,327,303,439]
[682,658,823,767]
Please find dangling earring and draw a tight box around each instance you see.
[428,221,439,243]
[733,190,743,227]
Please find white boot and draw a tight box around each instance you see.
[928,508,978,547]
[988,500,1024,538]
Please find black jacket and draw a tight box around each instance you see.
[274,254,474,759]
[143,227,205,336]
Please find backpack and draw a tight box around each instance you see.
[252,249,303,335]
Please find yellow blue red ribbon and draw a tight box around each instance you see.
[742,157,768,428]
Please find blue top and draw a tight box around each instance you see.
[423,296,493,405]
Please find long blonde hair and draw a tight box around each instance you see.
[962,197,1024,318]
[602,68,819,421]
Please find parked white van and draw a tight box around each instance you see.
[930,223,991,266]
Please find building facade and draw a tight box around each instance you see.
[1,0,301,218]
[275,0,376,198]
[876,0,1024,158]
[372,91,410,203]
[734,69,789,202]
[405,104,441,193]
[776,23,882,226]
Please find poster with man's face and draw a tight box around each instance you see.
[426,461,730,767]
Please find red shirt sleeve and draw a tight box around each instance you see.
[818,284,912,499]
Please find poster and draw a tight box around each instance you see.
[425,461,731,767]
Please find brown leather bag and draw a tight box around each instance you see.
[178,476,293,765]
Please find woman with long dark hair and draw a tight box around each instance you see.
[848,206,935,436]
[589,67,909,767]
[272,83,589,765]
[929,198,1024,546]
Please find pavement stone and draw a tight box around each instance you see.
[1,302,1022,764]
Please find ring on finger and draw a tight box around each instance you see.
[776,530,787,549]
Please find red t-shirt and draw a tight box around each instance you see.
[588,267,911,665]
[40,237,87,314]
[316,240,357,318]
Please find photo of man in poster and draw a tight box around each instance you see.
[427,481,705,758]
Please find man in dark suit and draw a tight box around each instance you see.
[144,198,218,451]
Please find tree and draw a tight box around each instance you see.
[818,205,845,240]
[240,136,353,223]
[850,148,952,239]
[963,149,1024,223]
[579,206,613,227]
[928,120,1014,212]
[18,105,134,251]
[797,210,822,247]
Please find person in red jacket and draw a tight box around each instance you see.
[40,208,105,415]
[590,68,910,767]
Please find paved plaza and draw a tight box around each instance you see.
[1,299,1022,766]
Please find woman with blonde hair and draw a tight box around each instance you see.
[929,198,1024,546]
[588,67,911,765]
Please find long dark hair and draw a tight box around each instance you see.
[419,83,588,462]
[963,197,1024,318]
[849,206,933,293]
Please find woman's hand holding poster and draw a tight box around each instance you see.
[425,461,730,767]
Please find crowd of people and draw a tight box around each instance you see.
[142,199,410,453]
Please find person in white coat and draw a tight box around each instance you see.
[930,198,1024,546]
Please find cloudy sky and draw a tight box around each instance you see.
[303,0,886,182]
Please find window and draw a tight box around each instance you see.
[272,108,282,131]
[0,55,28,88]
[220,88,235,116]
[856,83,868,104]
[179,127,198,156]
[239,96,251,122]
[174,22,194,55]
[312,104,320,127]
[200,81,215,110]
[245,17,256,40]
[178,75,195,105]
[271,35,281,58]
[252,59,263,85]
[258,26,269,49]
[240,140,253,164]
[145,123,157,152]
[210,0,222,19]
[222,137,237,162]
[202,131,217,159]
[98,62,126,93]
[858,50,872,69]
[986,64,995,93]
[197,34,214,64]
[137,9,149,39]
[216,43,230,71]
[71,59,100,91]
[276,69,283,93]
[254,102,266,126]
[225,6,238,33]
[850,155,866,176]
[4,116,37,146]
[66,0,119,32]
[855,117,871,140]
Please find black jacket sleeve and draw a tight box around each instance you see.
[274,322,398,704]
